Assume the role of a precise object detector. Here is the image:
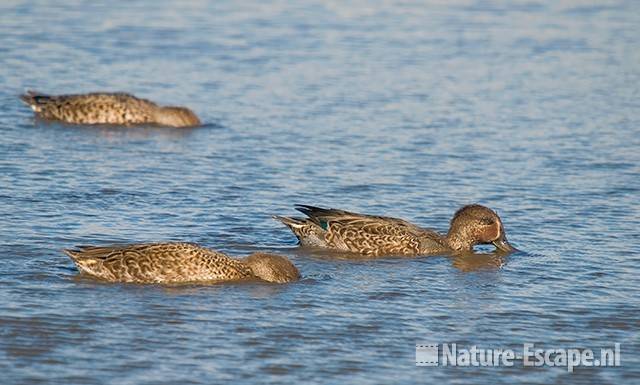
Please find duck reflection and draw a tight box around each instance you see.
[449,252,507,272]
[288,245,512,272]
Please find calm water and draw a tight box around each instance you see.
[1,1,639,384]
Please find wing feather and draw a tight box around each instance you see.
[293,205,443,255]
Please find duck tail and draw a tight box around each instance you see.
[273,215,329,247]
[63,247,104,275]
[19,90,50,110]
[272,215,308,230]
[273,215,315,238]
[63,247,84,261]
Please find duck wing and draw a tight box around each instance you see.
[20,91,157,125]
[294,205,444,256]
[63,242,251,283]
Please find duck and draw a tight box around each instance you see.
[63,242,300,284]
[274,204,516,256]
[20,91,201,127]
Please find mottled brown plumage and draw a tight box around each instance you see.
[64,242,300,284]
[20,91,200,127]
[274,204,515,256]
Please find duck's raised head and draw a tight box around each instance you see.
[154,106,201,127]
[446,204,515,253]
[244,253,301,283]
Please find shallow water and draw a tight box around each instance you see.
[1,1,639,384]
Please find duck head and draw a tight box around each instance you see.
[154,106,201,127]
[446,204,516,253]
[244,253,301,283]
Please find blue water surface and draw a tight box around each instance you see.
[0,1,639,384]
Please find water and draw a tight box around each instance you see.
[1,1,639,383]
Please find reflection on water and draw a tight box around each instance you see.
[287,245,510,272]
[449,253,507,272]
[1,1,639,384]
[30,118,207,140]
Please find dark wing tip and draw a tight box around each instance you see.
[62,248,82,260]
[63,245,110,258]
[273,215,308,228]
[294,204,327,216]
[20,90,48,106]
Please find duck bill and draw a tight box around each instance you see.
[492,237,516,253]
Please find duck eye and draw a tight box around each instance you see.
[480,218,495,226]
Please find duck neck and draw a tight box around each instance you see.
[445,229,474,252]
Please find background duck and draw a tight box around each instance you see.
[20,91,201,127]
[275,204,515,256]
[64,242,300,284]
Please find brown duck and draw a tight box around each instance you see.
[274,204,516,256]
[64,242,300,284]
[20,91,201,127]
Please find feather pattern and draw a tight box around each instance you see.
[275,205,447,256]
[63,242,300,283]
[275,204,515,256]
[20,91,200,127]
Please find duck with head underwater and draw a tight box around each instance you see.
[64,242,300,284]
[274,204,516,257]
[20,91,201,128]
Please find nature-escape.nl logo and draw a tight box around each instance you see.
[416,343,621,372]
